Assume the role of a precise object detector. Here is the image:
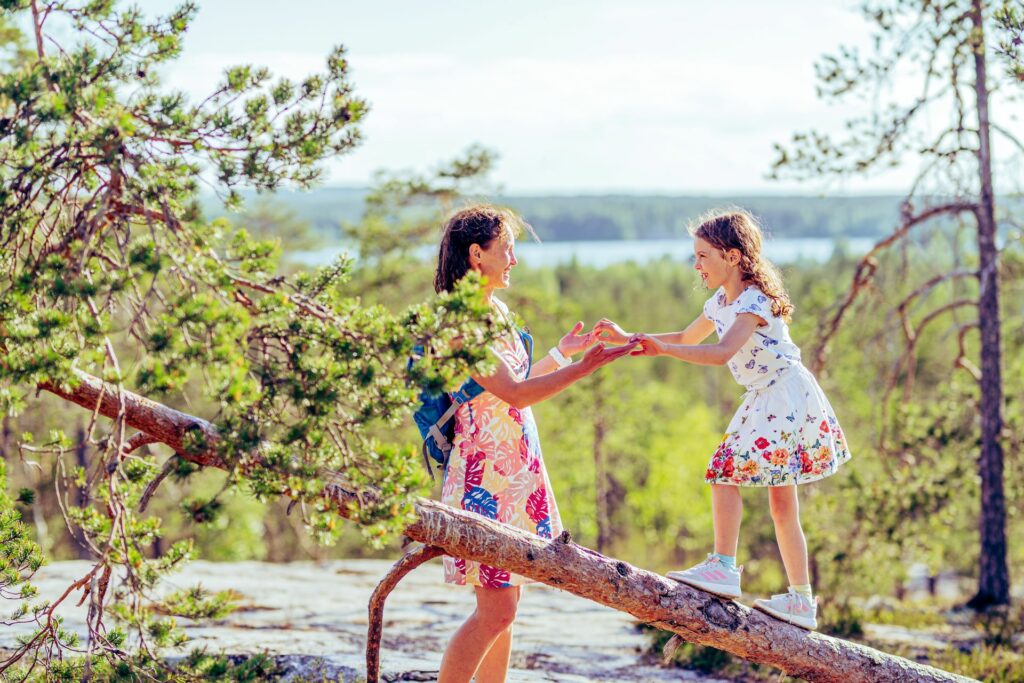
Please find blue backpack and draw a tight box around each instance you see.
[410,328,533,480]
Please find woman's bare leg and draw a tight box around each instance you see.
[438,585,520,683]
[474,587,520,683]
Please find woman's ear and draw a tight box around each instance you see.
[469,243,482,269]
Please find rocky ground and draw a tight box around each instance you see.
[4,559,728,682]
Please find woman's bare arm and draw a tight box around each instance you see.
[473,342,637,409]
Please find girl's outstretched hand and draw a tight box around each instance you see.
[628,333,666,357]
[558,321,597,356]
[592,318,632,345]
[578,341,639,374]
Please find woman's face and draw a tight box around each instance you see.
[471,231,517,290]
[693,237,737,289]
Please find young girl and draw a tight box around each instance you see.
[593,209,851,630]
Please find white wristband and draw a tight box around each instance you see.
[548,346,572,368]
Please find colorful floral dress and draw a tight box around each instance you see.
[703,286,851,487]
[441,298,563,587]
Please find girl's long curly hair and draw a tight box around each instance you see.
[691,209,794,322]
[434,205,534,293]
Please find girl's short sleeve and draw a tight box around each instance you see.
[734,288,771,324]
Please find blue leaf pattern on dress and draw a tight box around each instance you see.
[536,516,552,538]
[462,486,498,519]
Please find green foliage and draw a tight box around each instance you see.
[929,644,1024,683]
[4,649,281,682]
[641,624,784,681]
[155,585,241,621]
[0,0,499,676]
[0,459,44,612]
[995,1,1024,82]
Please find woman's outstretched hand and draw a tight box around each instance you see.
[579,340,639,374]
[592,318,632,345]
[628,333,666,357]
[558,321,597,357]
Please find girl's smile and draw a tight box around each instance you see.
[694,237,731,289]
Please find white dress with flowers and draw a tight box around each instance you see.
[702,286,851,487]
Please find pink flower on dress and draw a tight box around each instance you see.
[508,406,524,425]
[801,451,813,473]
[819,420,830,434]
[755,437,770,450]
[722,456,735,479]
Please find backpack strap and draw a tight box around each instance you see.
[518,327,534,378]
[428,400,461,456]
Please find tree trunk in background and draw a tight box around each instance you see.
[967,0,1009,609]
[1,415,9,460]
[593,391,611,554]
[73,426,93,560]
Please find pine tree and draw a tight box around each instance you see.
[773,0,1018,608]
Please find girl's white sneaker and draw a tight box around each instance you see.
[753,588,818,630]
[666,554,742,599]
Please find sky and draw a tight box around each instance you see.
[135,1,983,195]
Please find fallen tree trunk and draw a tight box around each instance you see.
[41,370,974,683]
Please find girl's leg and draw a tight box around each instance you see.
[711,484,743,557]
[474,587,521,683]
[437,585,520,683]
[768,485,809,586]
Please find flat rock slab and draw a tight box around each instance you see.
[5,559,726,682]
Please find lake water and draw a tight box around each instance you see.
[291,237,878,269]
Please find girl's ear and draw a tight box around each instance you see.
[726,248,741,266]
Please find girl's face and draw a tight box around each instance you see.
[693,237,739,289]
[471,231,517,290]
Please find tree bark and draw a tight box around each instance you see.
[366,544,445,683]
[967,0,1009,609]
[40,371,973,683]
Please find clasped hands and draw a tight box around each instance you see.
[555,319,664,365]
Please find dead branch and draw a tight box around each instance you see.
[812,201,977,374]
[366,545,445,683]
[954,322,982,381]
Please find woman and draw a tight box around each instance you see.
[434,205,634,683]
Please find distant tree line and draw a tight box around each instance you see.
[218,189,1021,243]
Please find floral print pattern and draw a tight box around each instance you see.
[704,286,803,391]
[441,298,563,587]
[703,287,851,487]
